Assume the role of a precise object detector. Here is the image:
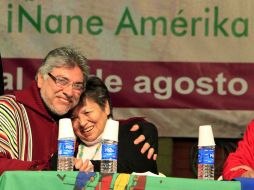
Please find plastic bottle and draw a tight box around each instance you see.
[100,118,119,173]
[100,139,118,173]
[57,118,75,171]
[197,125,215,180]
[197,145,215,180]
[57,136,75,171]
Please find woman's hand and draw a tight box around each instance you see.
[231,165,254,178]
[241,170,254,178]
[74,158,94,172]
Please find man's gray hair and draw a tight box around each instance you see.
[35,46,89,85]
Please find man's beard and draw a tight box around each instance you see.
[40,91,69,116]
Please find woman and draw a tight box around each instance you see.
[72,76,158,174]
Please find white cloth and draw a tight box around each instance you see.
[77,143,102,160]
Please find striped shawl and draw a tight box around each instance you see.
[0,95,32,161]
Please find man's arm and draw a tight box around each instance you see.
[118,120,158,174]
[130,123,158,160]
[0,156,50,174]
[0,125,51,174]
[120,117,158,160]
[0,96,50,174]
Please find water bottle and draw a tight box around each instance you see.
[198,145,215,180]
[100,118,119,173]
[57,118,76,171]
[197,125,215,180]
[101,139,118,173]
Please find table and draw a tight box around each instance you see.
[0,171,241,190]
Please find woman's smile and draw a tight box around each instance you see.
[79,125,95,135]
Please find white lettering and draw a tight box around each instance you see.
[228,78,248,95]
[153,76,172,100]
[95,68,103,79]
[175,77,194,94]
[196,77,213,95]
[134,76,151,93]
[3,67,23,91]
[88,68,249,101]
[3,73,14,90]
[105,75,122,93]
[16,67,23,90]
[92,68,122,92]
[216,73,227,95]
[133,73,248,100]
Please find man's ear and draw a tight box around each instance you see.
[105,100,110,116]
[37,73,44,88]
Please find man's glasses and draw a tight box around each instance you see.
[48,73,84,92]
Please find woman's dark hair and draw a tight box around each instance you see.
[80,76,113,118]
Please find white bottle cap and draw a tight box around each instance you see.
[198,125,215,146]
[102,118,119,142]
[58,118,75,139]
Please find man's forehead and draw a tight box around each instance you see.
[51,66,84,80]
[51,65,78,72]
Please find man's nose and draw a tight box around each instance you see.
[62,84,74,98]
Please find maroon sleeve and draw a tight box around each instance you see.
[223,120,254,180]
[0,155,50,174]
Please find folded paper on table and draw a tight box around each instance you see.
[131,171,163,177]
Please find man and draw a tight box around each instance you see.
[0,46,157,174]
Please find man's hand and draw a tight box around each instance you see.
[130,124,158,160]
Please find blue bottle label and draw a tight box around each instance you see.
[58,139,75,157]
[102,143,118,160]
[198,147,215,164]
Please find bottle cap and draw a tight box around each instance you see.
[198,125,215,146]
[102,118,119,142]
[58,118,75,139]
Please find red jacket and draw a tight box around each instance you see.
[223,120,254,180]
[0,81,59,174]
